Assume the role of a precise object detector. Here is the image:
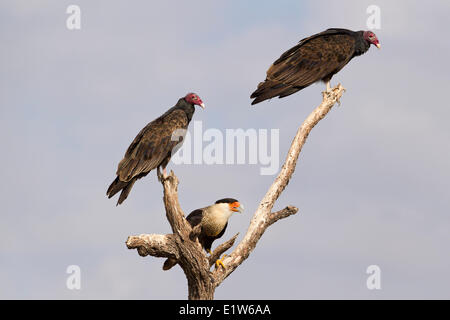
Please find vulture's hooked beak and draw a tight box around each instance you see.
[375,43,381,49]
[200,103,205,109]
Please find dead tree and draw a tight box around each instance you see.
[126,85,346,299]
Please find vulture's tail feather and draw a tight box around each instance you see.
[251,81,307,105]
[107,176,136,206]
[250,81,287,105]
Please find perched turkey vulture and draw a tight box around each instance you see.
[107,93,205,205]
[163,198,243,271]
[250,28,380,105]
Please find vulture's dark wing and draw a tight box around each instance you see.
[270,30,356,85]
[116,109,188,182]
[251,29,356,104]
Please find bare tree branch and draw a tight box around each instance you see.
[211,84,345,286]
[161,174,191,236]
[126,234,177,258]
[125,84,346,299]
[268,206,299,226]
[189,224,202,241]
[208,233,239,268]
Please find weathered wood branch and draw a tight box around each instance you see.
[161,172,214,300]
[126,234,177,258]
[162,174,191,237]
[208,233,239,268]
[268,206,300,226]
[210,84,345,286]
[125,84,346,299]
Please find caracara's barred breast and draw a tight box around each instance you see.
[201,206,230,237]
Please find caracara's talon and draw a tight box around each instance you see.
[215,254,227,270]
[216,260,226,270]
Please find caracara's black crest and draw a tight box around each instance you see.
[250,28,380,105]
[215,198,239,204]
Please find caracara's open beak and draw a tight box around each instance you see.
[229,201,244,213]
[200,103,205,109]
[375,43,381,49]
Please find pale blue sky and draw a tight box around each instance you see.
[1,0,449,299]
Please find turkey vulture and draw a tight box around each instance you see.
[250,28,380,105]
[163,198,243,270]
[107,93,205,205]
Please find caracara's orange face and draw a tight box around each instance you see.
[229,201,243,213]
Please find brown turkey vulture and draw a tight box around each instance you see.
[250,28,380,105]
[163,198,243,271]
[107,93,205,205]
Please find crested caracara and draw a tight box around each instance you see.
[163,198,243,270]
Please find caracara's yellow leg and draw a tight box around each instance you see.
[207,249,213,255]
[215,254,227,270]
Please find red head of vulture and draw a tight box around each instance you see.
[107,93,205,205]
